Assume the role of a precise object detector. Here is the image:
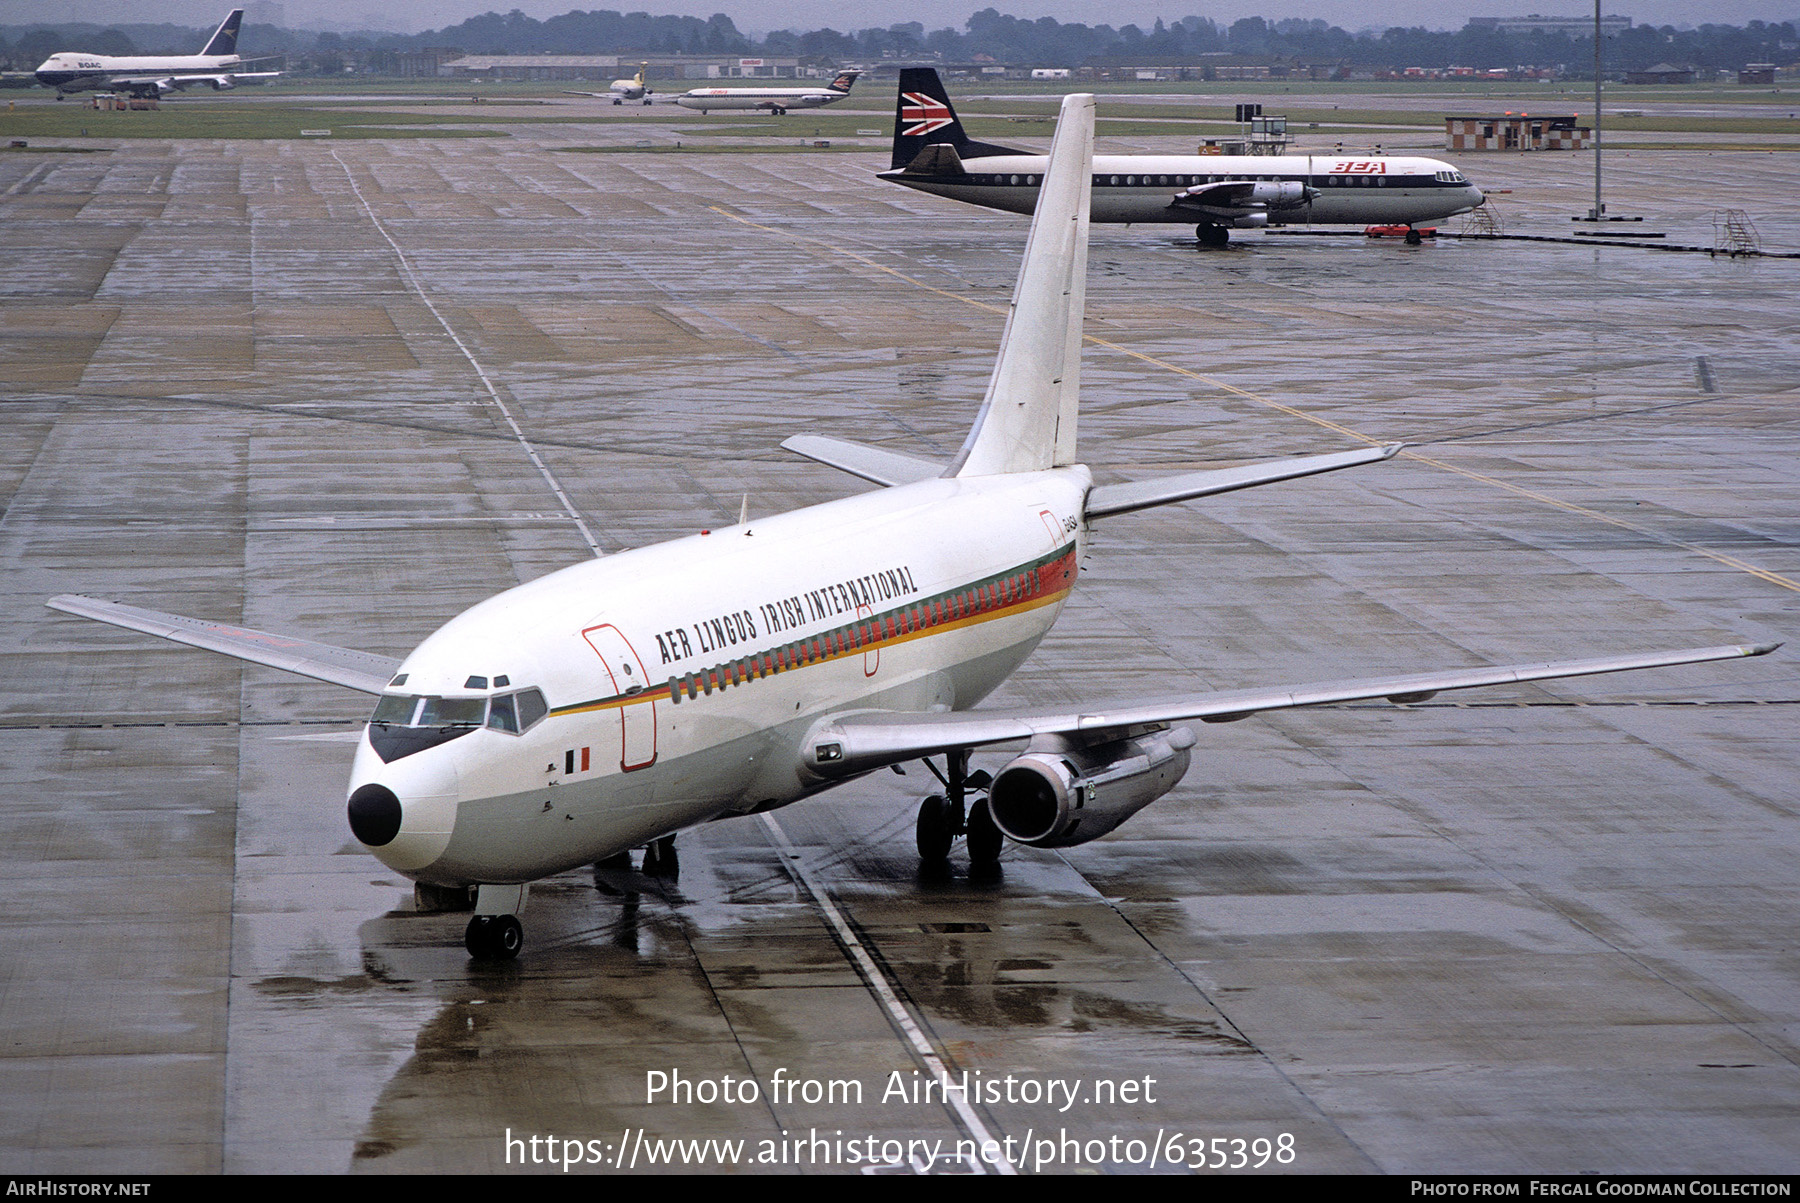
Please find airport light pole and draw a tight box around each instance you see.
[1590,0,1604,219]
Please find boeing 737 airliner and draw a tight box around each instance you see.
[880,69,1484,245]
[48,95,1772,960]
[33,9,280,98]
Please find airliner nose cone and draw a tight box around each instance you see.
[348,783,403,847]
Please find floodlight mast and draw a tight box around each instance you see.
[1590,0,1605,219]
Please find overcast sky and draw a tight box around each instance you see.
[6,0,1796,36]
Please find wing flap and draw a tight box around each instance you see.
[1086,443,1401,519]
[46,595,401,695]
[805,643,1778,773]
[781,435,942,487]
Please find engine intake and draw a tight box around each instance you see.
[987,727,1196,848]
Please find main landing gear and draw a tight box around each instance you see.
[641,834,679,878]
[1404,226,1424,246]
[1196,224,1230,248]
[915,750,1003,871]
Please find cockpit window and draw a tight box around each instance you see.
[487,693,519,734]
[419,696,485,727]
[372,694,420,725]
[368,688,544,763]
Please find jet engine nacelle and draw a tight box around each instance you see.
[1246,180,1307,206]
[986,726,1196,848]
[1230,213,1271,229]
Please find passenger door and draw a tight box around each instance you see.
[581,624,657,771]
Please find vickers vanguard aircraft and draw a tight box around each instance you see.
[48,95,1771,960]
[676,69,860,115]
[33,9,280,99]
[880,69,1484,245]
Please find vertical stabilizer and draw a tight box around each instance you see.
[891,68,1022,171]
[201,10,245,57]
[948,92,1093,478]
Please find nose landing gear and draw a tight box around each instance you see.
[465,883,529,960]
[466,914,523,959]
[915,750,1003,870]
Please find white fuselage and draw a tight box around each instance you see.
[883,152,1485,227]
[35,50,244,93]
[676,86,850,112]
[351,468,1090,886]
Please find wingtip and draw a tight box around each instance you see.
[1745,641,1782,656]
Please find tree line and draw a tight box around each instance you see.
[4,8,1797,74]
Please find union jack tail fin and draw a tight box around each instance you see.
[829,69,861,93]
[891,67,1023,171]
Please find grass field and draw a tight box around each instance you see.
[0,78,1794,146]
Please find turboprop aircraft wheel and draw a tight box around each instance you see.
[966,800,1003,867]
[465,914,523,960]
[643,835,679,878]
[1404,228,1423,246]
[1198,225,1229,248]
[916,793,954,861]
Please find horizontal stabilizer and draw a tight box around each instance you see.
[1086,443,1401,519]
[46,594,400,695]
[902,142,966,176]
[780,435,941,487]
[804,642,1779,774]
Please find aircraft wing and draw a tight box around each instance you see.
[46,595,400,695]
[108,75,180,92]
[110,71,279,92]
[1168,179,1259,210]
[805,642,1778,773]
[781,435,941,486]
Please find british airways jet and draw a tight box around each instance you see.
[676,69,860,115]
[880,69,1484,245]
[47,95,1771,960]
[33,10,280,99]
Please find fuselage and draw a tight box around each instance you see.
[348,468,1091,886]
[676,86,851,112]
[881,152,1485,226]
[34,51,243,93]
